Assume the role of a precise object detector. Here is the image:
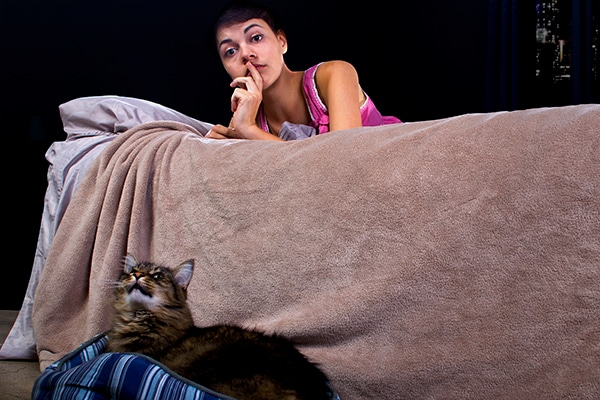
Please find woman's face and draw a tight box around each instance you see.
[216,18,288,90]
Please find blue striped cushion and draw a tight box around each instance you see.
[32,333,341,400]
[32,333,236,400]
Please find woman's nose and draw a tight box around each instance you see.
[239,45,256,63]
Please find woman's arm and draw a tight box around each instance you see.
[315,60,366,132]
[206,123,284,141]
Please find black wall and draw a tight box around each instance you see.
[0,0,501,309]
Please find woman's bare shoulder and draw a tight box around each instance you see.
[316,60,357,75]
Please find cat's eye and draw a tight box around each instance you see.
[152,273,162,280]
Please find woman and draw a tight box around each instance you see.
[206,1,401,141]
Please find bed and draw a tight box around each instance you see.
[2,96,599,399]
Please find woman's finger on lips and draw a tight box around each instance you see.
[246,63,263,89]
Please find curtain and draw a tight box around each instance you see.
[485,0,599,112]
[485,0,525,112]
[571,0,597,104]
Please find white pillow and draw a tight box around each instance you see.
[59,96,213,138]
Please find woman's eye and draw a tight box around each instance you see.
[224,48,236,57]
[251,33,263,42]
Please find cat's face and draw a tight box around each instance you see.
[116,254,194,311]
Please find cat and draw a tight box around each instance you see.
[106,253,334,400]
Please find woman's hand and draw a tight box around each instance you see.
[205,123,283,141]
[216,62,263,139]
[229,62,263,128]
[205,124,236,139]
[206,62,274,140]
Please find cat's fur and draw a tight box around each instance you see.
[106,254,332,400]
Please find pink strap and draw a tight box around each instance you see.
[257,107,269,132]
[302,63,330,134]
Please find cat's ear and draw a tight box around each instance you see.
[124,253,138,274]
[173,260,194,290]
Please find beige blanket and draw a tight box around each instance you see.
[33,105,600,399]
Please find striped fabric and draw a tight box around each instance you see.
[32,333,238,400]
[32,333,341,400]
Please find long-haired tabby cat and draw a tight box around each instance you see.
[106,254,333,400]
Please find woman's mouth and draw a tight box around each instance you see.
[245,64,264,76]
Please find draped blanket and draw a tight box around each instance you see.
[32,105,600,399]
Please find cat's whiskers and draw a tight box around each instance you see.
[103,278,123,290]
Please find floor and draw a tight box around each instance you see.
[0,310,40,400]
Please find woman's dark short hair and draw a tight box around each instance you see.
[211,1,283,49]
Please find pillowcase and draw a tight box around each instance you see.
[279,121,317,141]
[59,96,213,139]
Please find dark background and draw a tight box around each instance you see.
[1,0,597,310]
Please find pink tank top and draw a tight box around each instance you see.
[258,62,401,134]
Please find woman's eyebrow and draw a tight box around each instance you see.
[218,38,233,49]
[243,23,263,33]
[218,23,264,49]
